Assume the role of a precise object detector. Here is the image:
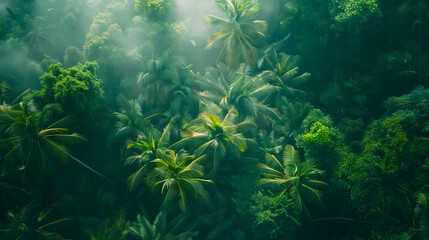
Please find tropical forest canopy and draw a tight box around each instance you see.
[0,0,429,239]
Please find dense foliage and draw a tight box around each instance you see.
[0,0,428,239]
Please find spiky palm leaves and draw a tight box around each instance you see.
[205,0,267,68]
[129,211,197,240]
[125,125,171,191]
[22,16,53,56]
[401,193,429,240]
[0,202,70,240]
[136,52,190,112]
[113,95,151,144]
[278,100,313,140]
[319,76,369,118]
[148,149,212,214]
[195,64,279,120]
[0,81,10,102]
[171,103,255,176]
[259,145,328,219]
[258,52,311,100]
[163,100,193,138]
[256,130,283,156]
[0,101,85,181]
[203,208,245,240]
[89,216,132,240]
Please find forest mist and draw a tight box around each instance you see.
[1,0,429,240]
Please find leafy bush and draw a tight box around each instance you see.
[249,191,300,240]
[295,109,339,166]
[31,62,103,116]
[330,0,381,31]
[299,122,335,151]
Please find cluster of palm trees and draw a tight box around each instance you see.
[113,79,328,237]
[0,99,85,182]
[0,1,329,239]
[112,48,326,240]
[102,1,329,238]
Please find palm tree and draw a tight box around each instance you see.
[277,99,313,140]
[161,100,194,144]
[22,16,54,57]
[401,193,429,240]
[195,63,280,120]
[0,101,86,181]
[256,130,283,156]
[148,149,212,214]
[205,0,267,68]
[0,202,70,240]
[171,102,255,176]
[136,52,189,112]
[129,211,197,240]
[259,145,328,219]
[89,216,132,240]
[125,124,172,191]
[258,51,311,101]
[0,81,10,102]
[112,95,152,144]
[202,208,245,240]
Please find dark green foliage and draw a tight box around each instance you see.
[0,22,9,40]
[201,205,245,240]
[0,202,70,240]
[129,211,197,240]
[277,100,313,141]
[256,130,283,156]
[338,118,365,152]
[319,76,371,119]
[1,0,429,239]
[330,0,381,32]
[0,100,85,181]
[112,95,150,146]
[362,111,416,172]
[336,103,429,236]
[195,64,280,120]
[260,145,328,220]
[383,86,429,118]
[249,191,300,239]
[89,216,131,240]
[0,81,11,103]
[398,193,429,240]
[136,52,191,112]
